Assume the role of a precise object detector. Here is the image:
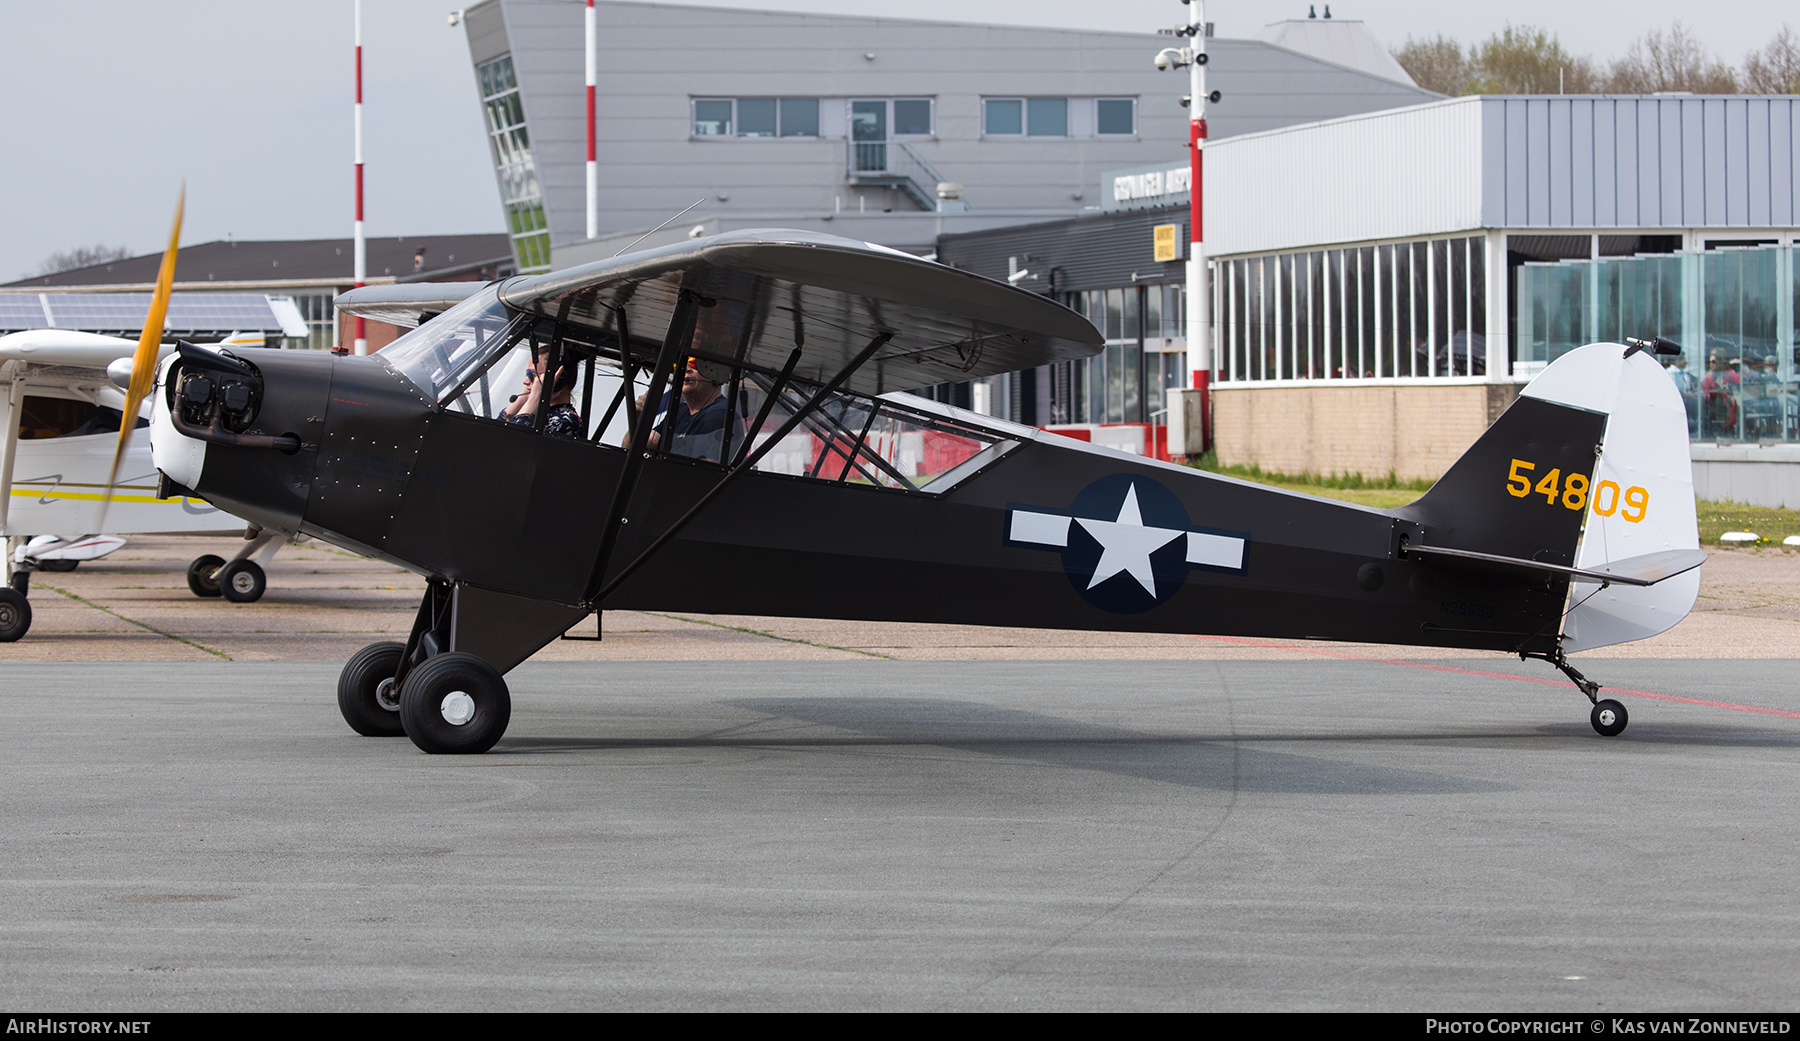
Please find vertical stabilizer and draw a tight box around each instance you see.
[1517,343,1701,651]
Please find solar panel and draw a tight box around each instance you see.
[0,292,292,335]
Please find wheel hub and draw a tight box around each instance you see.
[375,677,400,712]
[440,691,476,726]
[231,572,256,594]
[1597,707,1618,727]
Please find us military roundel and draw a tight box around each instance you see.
[1005,474,1249,614]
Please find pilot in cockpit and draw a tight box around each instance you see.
[501,343,583,439]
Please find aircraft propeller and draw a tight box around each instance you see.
[98,187,183,530]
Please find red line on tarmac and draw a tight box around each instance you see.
[1190,634,1800,720]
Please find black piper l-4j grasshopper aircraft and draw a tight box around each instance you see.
[145,229,1703,754]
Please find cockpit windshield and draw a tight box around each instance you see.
[378,286,516,399]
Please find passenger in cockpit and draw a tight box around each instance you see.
[502,344,583,439]
[649,358,731,461]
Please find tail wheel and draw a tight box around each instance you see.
[0,588,30,642]
[398,652,511,755]
[337,641,407,737]
[187,555,225,598]
[1591,698,1629,737]
[220,560,267,603]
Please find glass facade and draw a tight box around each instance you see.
[1218,236,1487,382]
[1057,284,1186,424]
[1517,245,1799,442]
[478,55,551,274]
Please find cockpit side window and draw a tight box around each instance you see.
[738,377,1018,494]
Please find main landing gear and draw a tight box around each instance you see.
[1523,646,1630,737]
[337,580,516,754]
[336,641,513,754]
[187,529,283,603]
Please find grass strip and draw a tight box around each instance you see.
[653,612,896,659]
[37,583,233,660]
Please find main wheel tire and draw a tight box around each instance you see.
[187,554,225,598]
[1591,698,1629,737]
[337,641,408,737]
[219,560,267,603]
[40,559,78,573]
[0,588,30,643]
[398,652,511,755]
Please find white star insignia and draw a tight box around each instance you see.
[1007,480,1248,599]
[1075,484,1184,594]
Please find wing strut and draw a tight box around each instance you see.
[585,330,894,608]
[583,288,709,606]
[0,375,21,540]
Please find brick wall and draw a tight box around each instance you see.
[1213,383,1521,481]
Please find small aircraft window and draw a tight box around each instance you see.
[741,378,1017,494]
[381,286,516,402]
[14,396,147,439]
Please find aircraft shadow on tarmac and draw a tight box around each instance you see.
[499,696,1514,796]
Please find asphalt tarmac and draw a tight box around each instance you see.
[1,656,1796,1011]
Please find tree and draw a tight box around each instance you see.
[1394,26,1598,96]
[1745,25,1800,94]
[1607,21,1739,93]
[1468,25,1601,94]
[36,244,134,276]
[1393,34,1470,96]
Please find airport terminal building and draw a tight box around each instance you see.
[457,0,1434,271]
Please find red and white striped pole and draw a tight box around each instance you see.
[1186,0,1210,452]
[586,0,597,240]
[353,0,367,355]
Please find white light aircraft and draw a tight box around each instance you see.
[0,329,286,642]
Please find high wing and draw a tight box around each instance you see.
[336,229,1103,394]
[329,282,489,330]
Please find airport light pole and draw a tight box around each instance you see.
[586,0,598,241]
[353,0,367,355]
[1155,0,1213,453]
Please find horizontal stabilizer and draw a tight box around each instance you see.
[1406,544,1704,588]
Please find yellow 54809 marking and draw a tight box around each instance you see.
[1507,459,1646,523]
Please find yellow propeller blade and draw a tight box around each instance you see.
[99,186,183,530]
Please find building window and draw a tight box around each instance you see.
[1027,98,1067,137]
[984,99,1024,135]
[979,97,1087,136]
[1218,236,1488,384]
[892,99,932,136]
[1096,98,1135,135]
[693,97,822,138]
[693,99,733,136]
[478,55,551,274]
[780,97,820,137]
